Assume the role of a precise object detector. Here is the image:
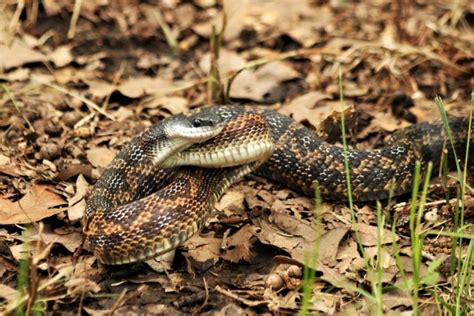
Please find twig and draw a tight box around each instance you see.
[26,0,39,27]
[68,0,82,40]
[31,75,114,120]
[1,84,35,132]
[108,288,128,316]
[9,0,24,35]
[101,61,126,112]
[214,285,269,307]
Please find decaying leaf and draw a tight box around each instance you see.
[353,223,400,246]
[199,50,299,102]
[0,284,18,304]
[215,190,246,215]
[86,147,117,168]
[0,184,66,225]
[67,174,90,221]
[184,234,221,269]
[221,224,259,263]
[0,39,47,71]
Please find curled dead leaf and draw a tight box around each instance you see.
[0,184,66,225]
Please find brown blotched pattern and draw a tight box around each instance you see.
[199,106,472,200]
[85,105,473,264]
[84,111,273,264]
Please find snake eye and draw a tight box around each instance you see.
[192,118,215,128]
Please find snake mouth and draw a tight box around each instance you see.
[161,140,274,168]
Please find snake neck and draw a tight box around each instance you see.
[210,162,262,204]
[177,162,262,207]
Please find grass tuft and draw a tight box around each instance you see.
[299,187,322,315]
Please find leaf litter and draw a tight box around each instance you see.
[0,0,473,314]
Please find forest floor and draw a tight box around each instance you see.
[0,1,473,314]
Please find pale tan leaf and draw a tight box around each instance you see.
[279,91,333,128]
[0,284,18,303]
[33,230,83,253]
[49,45,74,67]
[318,227,351,265]
[86,147,116,168]
[184,234,221,265]
[142,96,190,115]
[118,77,175,98]
[221,225,259,263]
[0,39,47,71]
[215,190,245,214]
[353,223,399,246]
[0,184,66,225]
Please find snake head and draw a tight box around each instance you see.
[141,112,225,165]
[161,111,275,168]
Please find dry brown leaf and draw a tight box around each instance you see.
[0,154,11,165]
[199,49,246,74]
[380,289,413,310]
[85,77,180,99]
[353,223,399,246]
[83,79,116,98]
[0,184,67,225]
[0,67,30,81]
[269,210,319,242]
[200,50,298,102]
[118,77,176,98]
[0,154,23,177]
[318,227,350,266]
[145,251,176,272]
[66,257,101,296]
[111,107,134,122]
[229,62,299,101]
[256,218,351,288]
[86,147,116,168]
[221,225,259,263]
[32,229,83,253]
[0,39,47,71]
[410,95,445,123]
[67,174,90,221]
[215,190,245,215]
[0,284,18,303]
[365,246,395,269]
[279,91,333,128]
[184,234,221,266]
[364,111,409,133]
[49,45,74,67]
[309,292,338,314]
[192,0,250,41]
[141,96,190,115]
[335,239,361,273]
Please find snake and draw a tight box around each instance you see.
[83,105,473,265]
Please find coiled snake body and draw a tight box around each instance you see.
[84,105,472,264]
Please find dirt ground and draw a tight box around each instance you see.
[0,0,473,314]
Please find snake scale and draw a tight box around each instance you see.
[84,105,473,264]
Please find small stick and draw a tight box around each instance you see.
[1,84,35,132]
[68,0,82,39]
